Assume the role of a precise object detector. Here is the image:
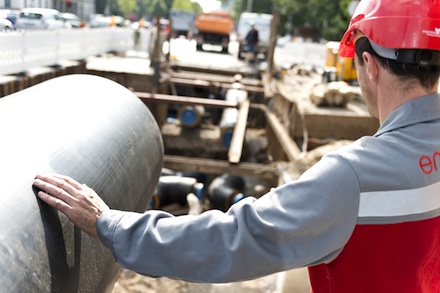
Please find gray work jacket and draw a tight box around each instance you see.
[98,93,440,284]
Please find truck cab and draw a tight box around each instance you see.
[194,11,234,53]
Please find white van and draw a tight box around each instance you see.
[170,10,195,38]
[237,12,272,60]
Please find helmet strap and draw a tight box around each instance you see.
[369,39,440,67]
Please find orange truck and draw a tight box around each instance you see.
[194,11,234,53]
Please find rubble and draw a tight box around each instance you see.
[310,81,360,107]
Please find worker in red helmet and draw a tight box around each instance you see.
[33,0,440,291]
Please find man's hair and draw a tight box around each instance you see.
[354,37,440,90]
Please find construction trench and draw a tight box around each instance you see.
[0,36,378,292]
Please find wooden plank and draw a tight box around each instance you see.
[135,91,238,108]
[170,71,263,87]
[258,104,302,161]
[169,77,211,87]
[228,99,250,163]
[265,11,280,77]
[164,155,278,180]
[170,63,257,77]
[168,77,264,94]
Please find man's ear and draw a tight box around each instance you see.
[363,52,378,81]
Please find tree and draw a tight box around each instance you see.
[140,0,170,18]
[272,0,352,41]
[191,2,203,13]
[230,0,272,20]
[118,0,138,17]
[171,0,194,11]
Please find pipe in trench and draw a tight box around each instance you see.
[178,105,205,128]
[208,174,247,212]
[150,175,204,209]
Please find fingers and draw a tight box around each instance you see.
[33,179,72,217]
[33,174,97,212]
[36,188,72,213]
[33,173,107,238]
[51,174,84,191]
[34,174,77,206]
[35,173,80,194]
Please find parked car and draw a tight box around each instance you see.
[89,14,125,28]
[15,8,70,30]
[61,12,82,28]
[0,17,13,30]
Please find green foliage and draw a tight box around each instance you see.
[273,0,353,41]
[118,0,138,16]
[231,0,272,19]
[171,0,193,11]
[192,2,203,13]
[140,0,170,18]
[231,0,242,19]
[231,0,350,41]
[170,0,202,13]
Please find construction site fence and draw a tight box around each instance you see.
[0,28,164,76]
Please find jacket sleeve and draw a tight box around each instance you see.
[97,153,360,283]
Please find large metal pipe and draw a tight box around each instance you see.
[0,74,164,292]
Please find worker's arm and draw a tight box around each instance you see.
[97,152,360,283]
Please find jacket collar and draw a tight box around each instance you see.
[375,93,440,137]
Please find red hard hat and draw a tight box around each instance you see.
[339,0,440,57]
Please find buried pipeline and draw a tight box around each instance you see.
[150,171,248,213]
[0,75,163,292]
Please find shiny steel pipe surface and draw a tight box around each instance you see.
[0,74,164,292]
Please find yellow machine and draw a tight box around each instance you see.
[324,41,357,84]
